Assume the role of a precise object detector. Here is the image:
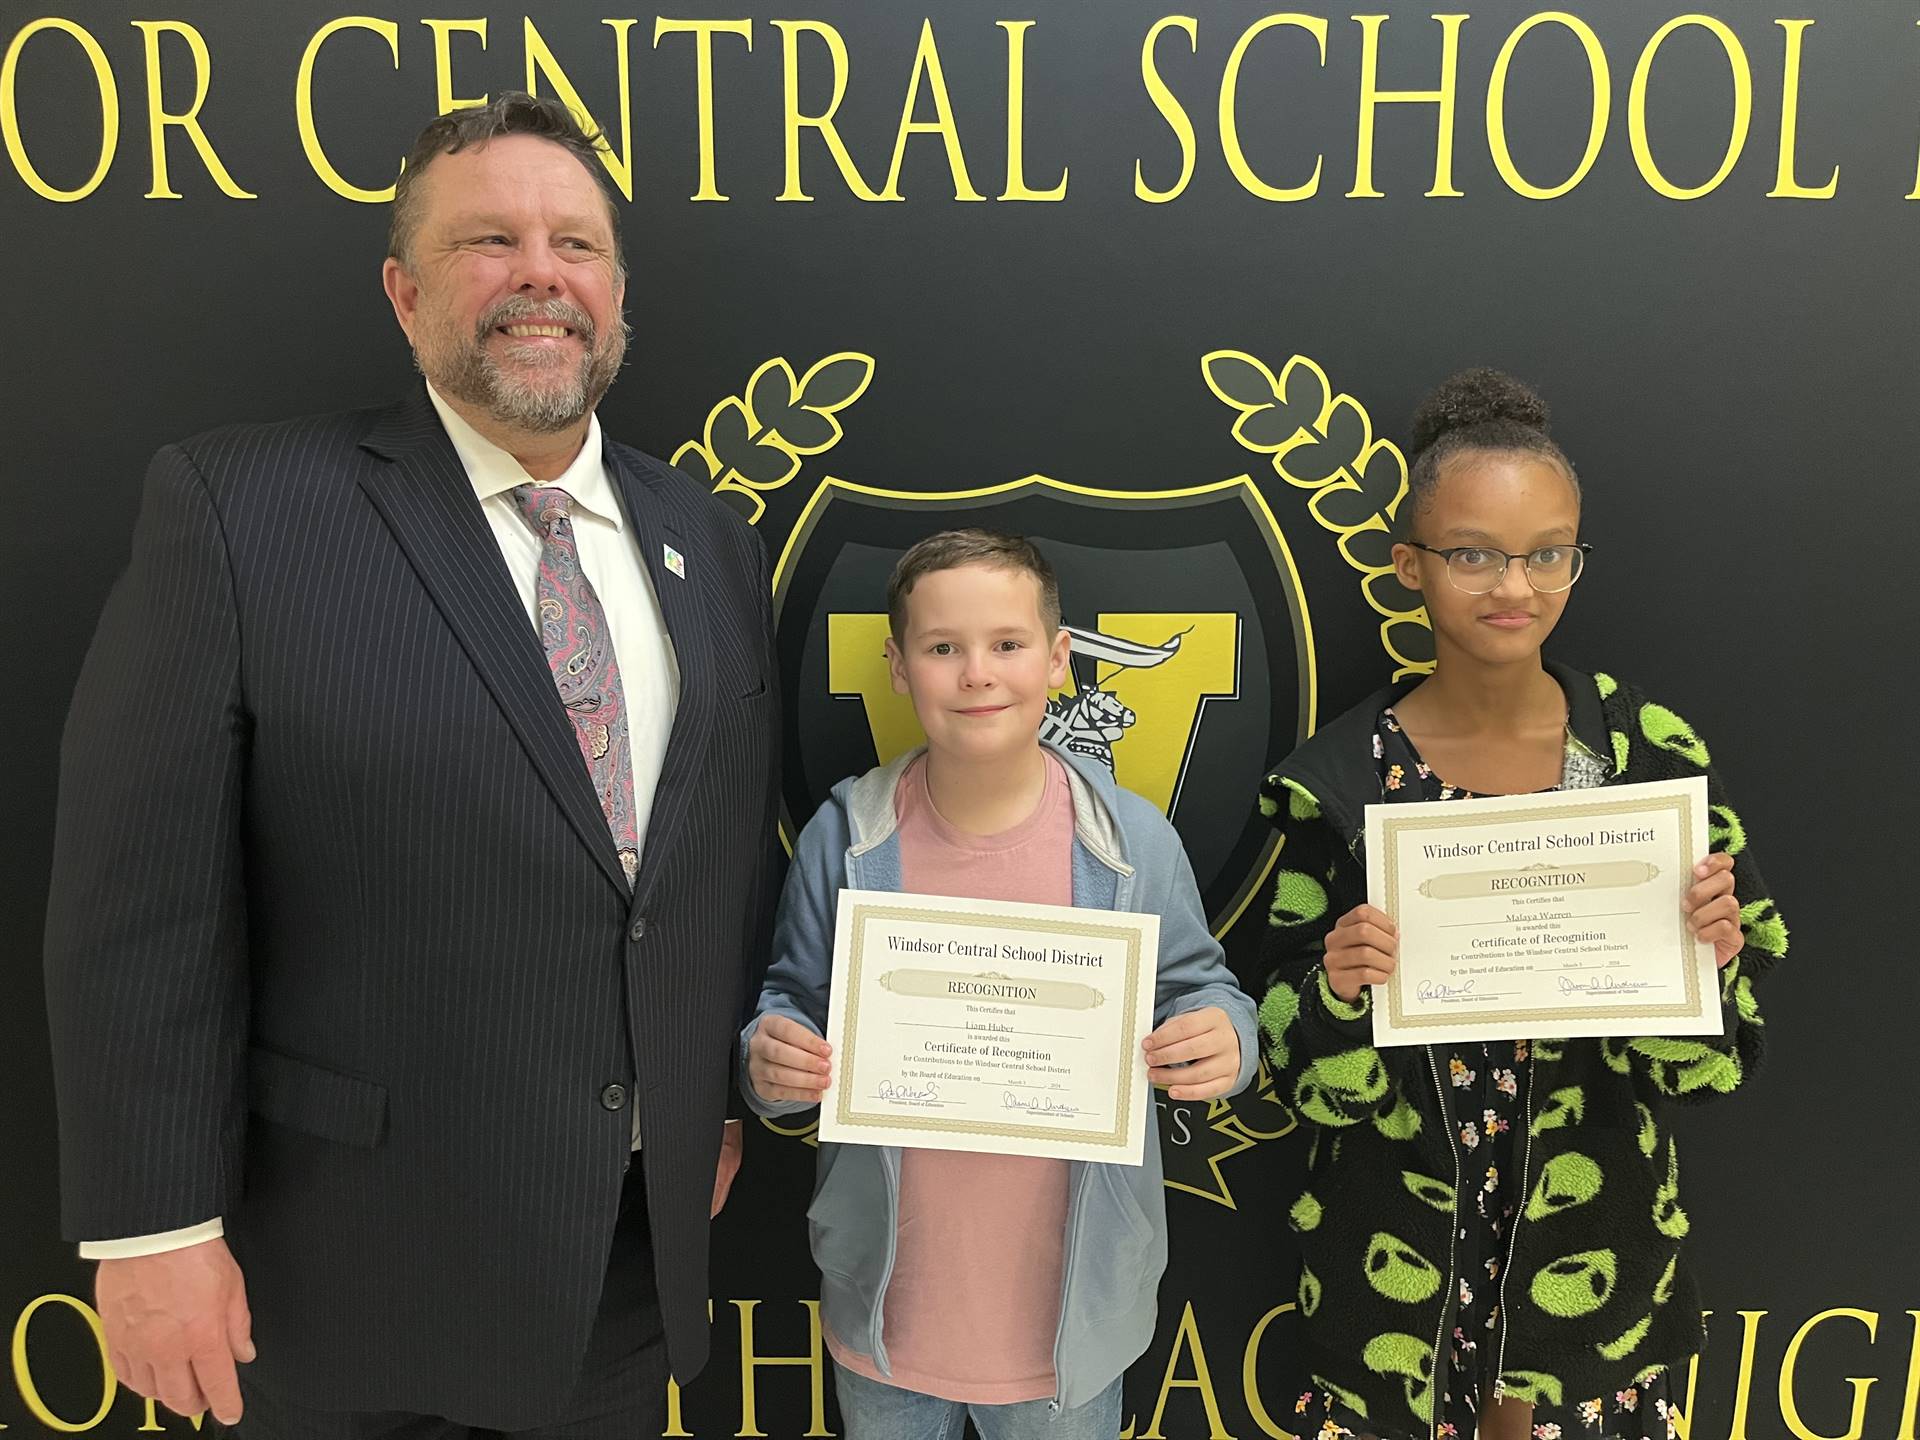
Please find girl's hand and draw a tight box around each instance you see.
[1686,852,1742,969]
[1324,904,1399,1003]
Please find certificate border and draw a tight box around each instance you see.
[1379,791,1703,1030]
[834,903,1146,1147]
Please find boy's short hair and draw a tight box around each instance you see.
[886,530,1063,639]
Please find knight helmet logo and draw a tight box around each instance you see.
[772,474,1318,939]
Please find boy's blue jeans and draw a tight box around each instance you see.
[832,1363,1123,1440]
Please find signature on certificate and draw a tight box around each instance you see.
[876,1079,940,1104]
[1003,1092,1078,1118]
[1557,974,1656,996]
[1417,979,1478,1002]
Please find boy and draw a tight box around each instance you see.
[741,529,1257,1438]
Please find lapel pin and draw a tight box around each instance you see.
[663,544,686,580]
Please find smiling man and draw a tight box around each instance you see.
[43,94,779,1440]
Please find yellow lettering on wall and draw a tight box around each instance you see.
[423,19,488,115]
[1141,1301,1232,1439]
[1242,1301,1298,1438]
[878,19,985,202]
[654,19,753,201]
[999,21,1067,200]
[1219,13,1327,202]
[1136,15,1198,203]
[733,1299,830,1438]
[661,1299,713,1437]
[12,1295,115,1433]
[139,1399,205,1432]
[1896,1310,1920,1440]
[296,17,400,203]
[774,20,884,201]
[663,1372,688,1439]
[1769,19,1837,198]
[133,21,254,200]
[524,19,638,201]
[1667,1316,1706,1440]
[1628,14,1752,200]
[1780,1308,1879,1440]
[1727,1309,1769,1440]
[1486,11,1609,200]
[1,18,119,203]
[1349,13,1468,199]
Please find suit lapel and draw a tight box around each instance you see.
[606,445,717,909]
[356,391,631,898]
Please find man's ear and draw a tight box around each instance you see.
[383,258,420,345]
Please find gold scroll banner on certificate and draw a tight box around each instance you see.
[1418,860,1660,900]
[877,969,1107,1010]
[1365,777,1722,1047]
[819,890,1159,1163]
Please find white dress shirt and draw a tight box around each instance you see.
[80,387,677,1259]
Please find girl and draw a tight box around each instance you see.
[1255,369,1787,1440]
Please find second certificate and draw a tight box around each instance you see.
[1365,776,1722,1047]
[818,889,1160,1164]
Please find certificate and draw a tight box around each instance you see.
[817,889,1160,1164]
[1366,777,1722,1047]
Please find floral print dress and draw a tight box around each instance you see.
[1292,710,1678,1440]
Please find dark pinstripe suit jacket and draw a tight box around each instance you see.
[44,384,780,1427]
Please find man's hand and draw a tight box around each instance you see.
[96,1238,254,1425]
[1687,852,1742,968]
[1142,1007,1242,1101]
[1324,903,1399,1002]
[746,1015,832,1104]
[712,1120,743,1217]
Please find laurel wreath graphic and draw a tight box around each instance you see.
[1203,350,1435,677]
[674,353,876,525]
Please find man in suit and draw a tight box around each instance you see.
[43,93,779,1439]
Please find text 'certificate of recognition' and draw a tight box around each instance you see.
[1366,777,1721,1047]
[818,889,1159,1164]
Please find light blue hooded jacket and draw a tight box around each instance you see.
[739,741,1258,1411]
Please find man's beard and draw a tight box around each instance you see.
[418,295,629,434]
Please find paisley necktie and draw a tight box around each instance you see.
[512,485,639,887]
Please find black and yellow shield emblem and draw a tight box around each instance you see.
[773,474,1317,938]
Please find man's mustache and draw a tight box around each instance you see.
[475,297,597,346]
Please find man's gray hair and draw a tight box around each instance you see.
[387,92,625,279]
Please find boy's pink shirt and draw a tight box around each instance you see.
[826,751,1075,1404]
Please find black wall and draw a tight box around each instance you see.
[3,4,1914,1435]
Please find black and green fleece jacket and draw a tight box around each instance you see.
[1253,662,1788,1439]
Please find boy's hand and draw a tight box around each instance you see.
[1143,1007,1241,1101]
[747,1015,833,1103]
[1686,852,1742,968]
[1325,903,1398,1003]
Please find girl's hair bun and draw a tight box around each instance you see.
[1409,368,1550,457]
